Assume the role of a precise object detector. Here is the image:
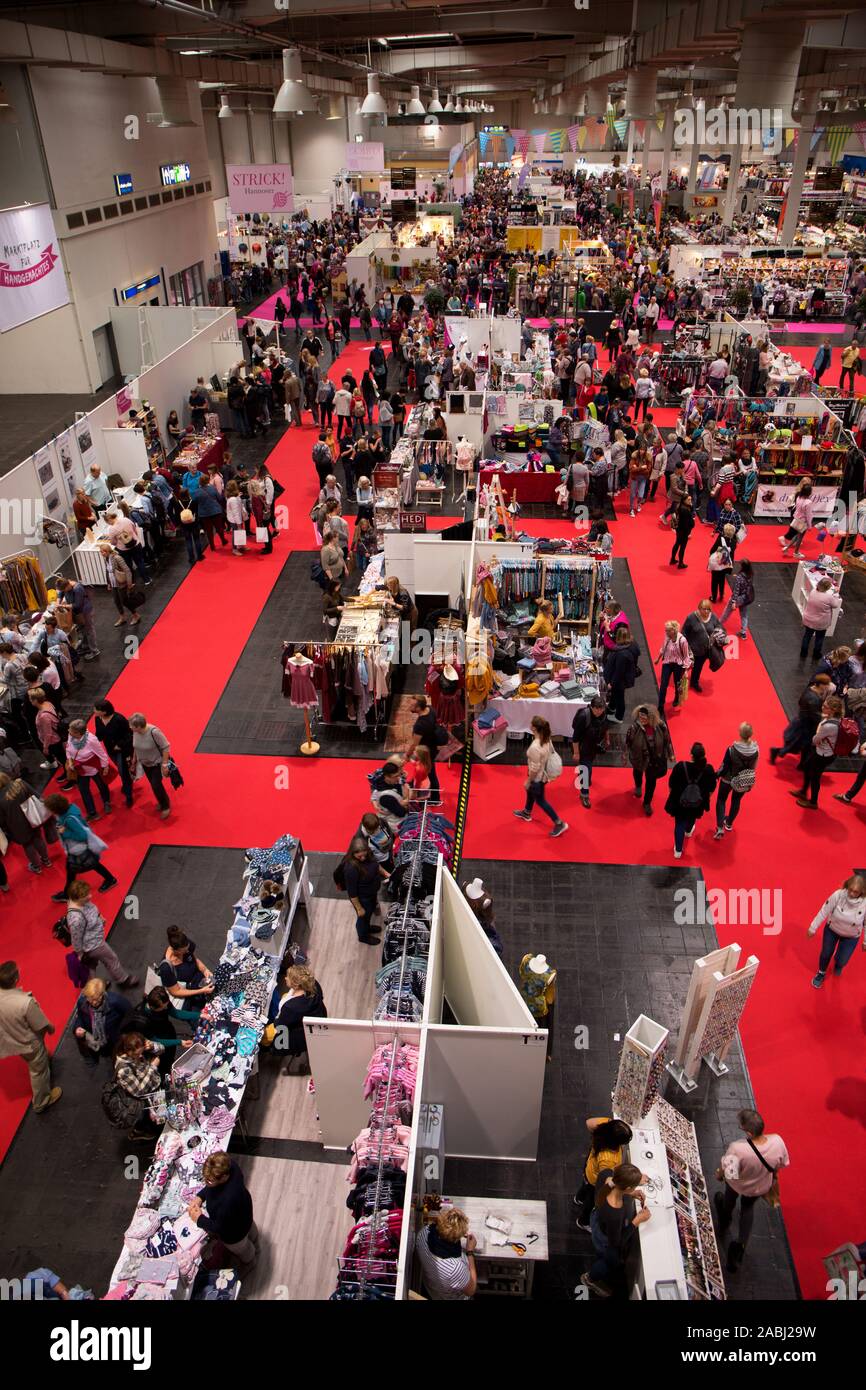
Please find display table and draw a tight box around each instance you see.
[480,468,559,504]
[444,1195,548,1297]
[488,694,585,737]
[791,557,843,636]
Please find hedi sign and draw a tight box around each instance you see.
[225,164,295,213]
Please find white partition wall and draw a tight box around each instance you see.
[439,868,536,1029]
[423,1025,547,1160]
[303,1019,422,1149]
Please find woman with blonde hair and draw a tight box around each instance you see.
[97,542,139,626]
[808,874,866,989]
[416,1206,478,1300]
[514,715,568,838]
[73,976,131,1067]
[269,962,327,1071]
[655,618,691,714]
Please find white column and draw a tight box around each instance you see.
[686,140,701,197]
[723,142,743,225]
[780,111,815,245]
[659,107,674,192]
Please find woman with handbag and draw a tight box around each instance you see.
[29,688,72,781]
[73,977,132,1068]
[719,559,755,640]
[65,719,113,821]
[63,879,138,988]
[129,713,173,818]
[713,722,759,839]
[0,773,52,873]
[624,705,673,816]
[43,794,118,899]
[665,741,717,859]
[112,1032,163,1141]
[655,619,692,714]
[96,544,140,628]
[715,1108,789,1274]
[682,599,725,693]
[513,716,568,838]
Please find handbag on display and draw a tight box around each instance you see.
[21,794,50,828]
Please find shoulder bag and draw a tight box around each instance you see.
[21,793,51,828]
[151,730,184,790]
[747,1138,782,1208]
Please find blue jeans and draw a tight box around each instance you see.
[380,424,392,451]
[658,662,685,710]
[716,782,743,828]
[589,1210,623,1289]
[78,772,111,816]
[628,478,645,509]
[800,626,826,659]
[524,778,561,826]
[818,925,858,975]
[720,598,749,634]
[184,526,204,564]
[674,817,693,852]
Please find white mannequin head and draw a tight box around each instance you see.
[528,954,549,974]
[465,878,486,901]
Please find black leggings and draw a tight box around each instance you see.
[64,855,115,892]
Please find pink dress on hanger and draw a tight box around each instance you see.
[289,660,318,709]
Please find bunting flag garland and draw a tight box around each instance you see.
[761,128,776,151]
[511,128,527,152]
[613,117,629,141]
[784,128,796,147]
[655,111,666,134]
[548,128,565,154]
[504,135,516,158]
[605,107,617,134]
[634,120,646,144]
[577,125,588,151]
[826,124,852,164]
[567,122,581,152]
[478,131,489,158]
[532,130,548,155]
[809,127,824,152]
[652,197,663,236]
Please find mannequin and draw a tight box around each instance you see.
[463,878,503,958]
[286,650,319,755]
[518,953,557,1059]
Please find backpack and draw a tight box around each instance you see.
[834,717,860,757]
[679,767,704,813]
[317,380,333,404]
[101,1079,144,1130]
[544,748,563,782]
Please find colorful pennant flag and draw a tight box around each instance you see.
[634,120,646,144]
[826,124,852,164]
[605,107,617,134]
[549,128,565,154]
[613,117,629,142]
[532,130,548,155]
[517,161,530,189]
[511,128,526,151]
[567,122,581,152]
[652,197,663,236]
[655,111,666,134]
[809,126,824,152]
[504,135,515,158]
[577,125,588,151]
[478,130,489,157]
[784,128,796,147]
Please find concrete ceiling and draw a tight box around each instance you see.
[0,0,863,104]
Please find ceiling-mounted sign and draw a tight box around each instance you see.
[113,173,133,196]
[0,202,70,333]
[345,141,385,173]
[225,163,295,213]
[391,166,417,190]
[160,162,191,187]
[120,273,161,303]
[482,125,509,134]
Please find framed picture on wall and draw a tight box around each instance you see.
[37,458,54,487]
[43,487,61,515]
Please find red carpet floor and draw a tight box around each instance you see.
[1,340,862,1299]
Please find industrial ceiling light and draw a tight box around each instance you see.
[444,92,455,112]
[273,48,317,116]
[324,96,344,120]
[360,71,387,115]
[406,84,426,116]
[454,95,464,113]
[218,93,233,119]
[428,87,443,113]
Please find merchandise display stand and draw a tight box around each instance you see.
[612,1014,670,1125]
[108,835,312,1299]
[667,950,760,1092]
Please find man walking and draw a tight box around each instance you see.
[0,961,62,1113]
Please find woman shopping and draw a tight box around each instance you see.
[573,1116,634,1231]
[807,874,866,989]
[513,716,568,838]
[665,741,717,858]
[0,773,53,874]
[655,619,692,714]
[65,719,113,821]
[73,977,132,1068]
[43,793,118,899]
[602,624,641,725]
[64,879,138,988]
[714,722,759,839]
[779,483,814,557]
[624,705,673,816]
[342,835,391,945]
[581,1163,651,1299]
[267,963,327,1074]
[129,713,174,819]
[719,560,755,640]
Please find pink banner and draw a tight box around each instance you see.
[225,163,295,213]
[0,203,70,333]
[0,245,58,288]
[567,123,580,152]
[533,131,548,156]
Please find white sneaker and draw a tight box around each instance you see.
[630,510,635,517]
[673,849,683,859]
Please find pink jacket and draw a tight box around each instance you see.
[802,587,841,631]
[65,731,110,776]
[682,458,703,487]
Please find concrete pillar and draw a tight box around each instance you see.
[723,142,743,226]
[573,90,587,118]
[625,68,658,119]
[734,20,805,126]
[659,105,674,192]
[627,120,635,167]
[585,79,609,116]
[686,140,701,197]
[780,109,815,245]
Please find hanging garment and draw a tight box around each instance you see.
[288,658,318,710]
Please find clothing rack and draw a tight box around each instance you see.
[0,550,49,612]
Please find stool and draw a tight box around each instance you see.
[473,715,508,761]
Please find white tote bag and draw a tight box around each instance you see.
[233,528,247,547]
[21,794,50,828]
[255,526,269,543]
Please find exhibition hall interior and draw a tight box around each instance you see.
[2,0,866,1330]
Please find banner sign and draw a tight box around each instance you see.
[345,141,385,173]
[225,164,294,213]
[0,202,70,333]
[55,427,85,506]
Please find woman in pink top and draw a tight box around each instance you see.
[599,600,628,653]
[681,455,703,506]
[715,1107,789,1271]
[779,481,815,555]
[65,719,112,821]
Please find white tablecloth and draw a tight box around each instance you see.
[489,694,587,738]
